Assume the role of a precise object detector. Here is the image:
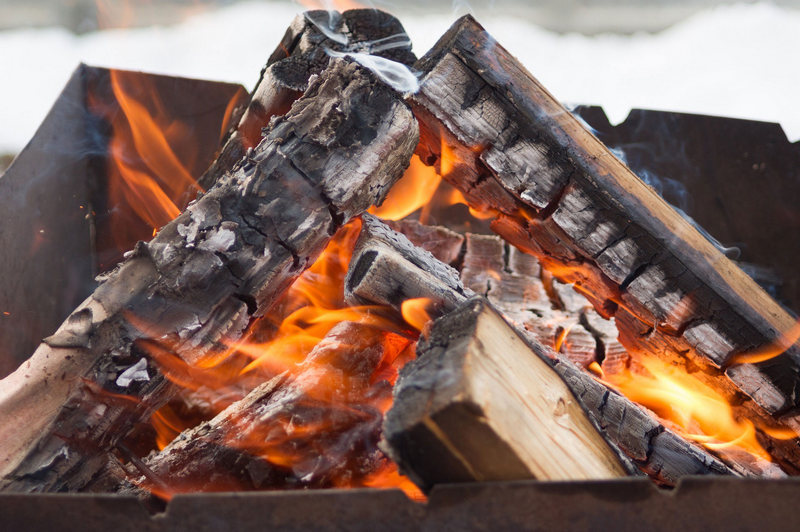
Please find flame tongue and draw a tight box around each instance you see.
[603,355,776,461]
[140,220,422,499]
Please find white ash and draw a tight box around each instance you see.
[178,315,203,339]
[198,223,237,253]
[177,221,199,245]
[115,357,150,388]
[326,50,419,94]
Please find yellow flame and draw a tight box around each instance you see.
[369,156,441,220]
[730,319,800,365]
[603,355,785,461]
[401,298,433,333]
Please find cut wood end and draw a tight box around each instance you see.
[384,297,629,492]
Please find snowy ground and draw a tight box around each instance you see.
[1,1,799,152]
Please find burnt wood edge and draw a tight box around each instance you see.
[0,59,418,493]
[407,15,800,469]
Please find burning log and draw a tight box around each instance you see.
[385,218,465,267]
[345,214,472,312]
[120,321,411,497]
[198,9,415,191]
[383,297,633,491]
[0,60,418,492]
[459,233,785,478]
[410,15,800,468]
[348,215,748,485]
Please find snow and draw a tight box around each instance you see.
[1,1,799,152]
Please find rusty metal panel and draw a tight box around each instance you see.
[574,106,800,314]
[0,65,247,377]
[1,478,799,531]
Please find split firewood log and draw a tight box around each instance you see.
[347,215,743,486]
[409,15,800,470]
[414,224,781,479]
[118,321,411,496]
[384,297,633,492]
[0,60,418,493]
[198,9,416,191]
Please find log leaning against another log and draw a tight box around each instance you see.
[122,321,403,496]
[384,297,633,492]
[0,60,418,493]
[409,15,800,469]
[347,215,737,486]
[198,9,416,191]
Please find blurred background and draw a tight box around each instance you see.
[1,0,799,169]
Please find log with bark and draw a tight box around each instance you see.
[383,297,633,491]
[409,15,800,469]
[198,9,416,191]
[347,215,741,485]
[441,227,781,479]
[0,60,418,493]
[118,321,411,496]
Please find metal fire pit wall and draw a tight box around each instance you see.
[2,69,800,530]
[2,478,800,531]
[0,65,247,377]
[572,105,800,314]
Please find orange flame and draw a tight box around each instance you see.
[140,220,423,498]
[107,70,200,235]
[369,156,441,221]
[440,137,457,177]
[730,320,800,365]
[401,298,433,333]
[602,354,793,461]
[554,324,574,353]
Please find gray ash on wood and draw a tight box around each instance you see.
[409,14,800,470]
[198,9,416,191]
[0,58,418,493]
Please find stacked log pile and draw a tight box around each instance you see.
[0,9,797,499]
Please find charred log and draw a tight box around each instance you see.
[348,216,742,484]
[198,9,416,191]
[0,60,418,493]
[410,15,800,468]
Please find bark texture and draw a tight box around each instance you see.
[0,60,418,493]
[198,9,416,191]
[410,15,800,469]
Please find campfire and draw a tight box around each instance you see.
[2,7,800,526]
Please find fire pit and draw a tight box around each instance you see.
[2,8,800,529]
